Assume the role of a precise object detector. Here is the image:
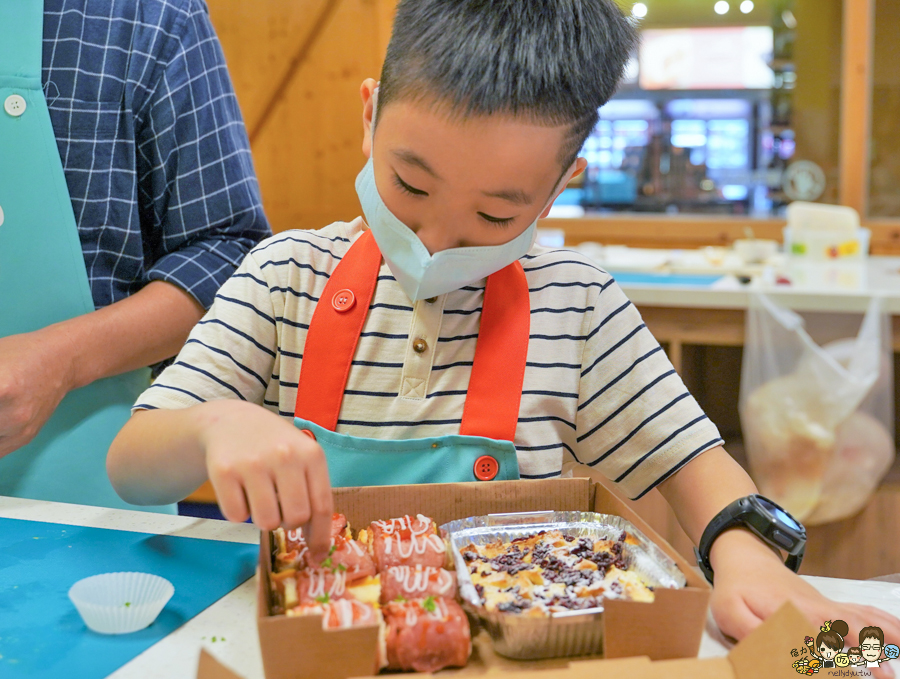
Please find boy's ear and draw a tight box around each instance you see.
[361,78,378,159]
[540,157,588,219]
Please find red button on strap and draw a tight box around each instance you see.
[332,289,356,312]
[300,429,317,441]
[474,455,499,481]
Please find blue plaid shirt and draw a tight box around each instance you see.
[43,0,270,310]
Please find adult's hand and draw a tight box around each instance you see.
[0,280,204,459]
[0,328,75,457]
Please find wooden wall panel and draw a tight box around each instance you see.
[208,0,396,234]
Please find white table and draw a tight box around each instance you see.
[610,255,900,315]
[3,497,900,679]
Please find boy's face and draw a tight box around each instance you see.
[861,637,882,661]
[360,79,585,255]
[849,653,862,664]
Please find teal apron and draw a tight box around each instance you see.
[293,229,529,487]
[0,0,174,513]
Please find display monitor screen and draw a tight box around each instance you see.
[639,26,775,90]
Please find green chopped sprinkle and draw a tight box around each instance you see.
[394,596,406,603]
[336,564,347,572]
[315,593,330,604]
[212,637,217,643]
[328,544,337,556]
[124,602,131,608]
[321,557,332,569]
[422,596,436,613]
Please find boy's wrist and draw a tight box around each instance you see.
[708,526,785,575]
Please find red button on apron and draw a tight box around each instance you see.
[474,455,499,481]
[332,289,355,312]
[300,429,317,441]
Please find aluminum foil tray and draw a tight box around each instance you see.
[440,510,686,660]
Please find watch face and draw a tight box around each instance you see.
[757,496,802,531]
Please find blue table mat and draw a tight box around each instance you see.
[608,271,724,286]
[0,517,258,679]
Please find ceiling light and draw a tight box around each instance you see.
[740,0,754,12]
[632,3,648,18]
[714,1,730,15]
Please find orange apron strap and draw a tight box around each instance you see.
[459,261,530,441]
[294,229,382,430]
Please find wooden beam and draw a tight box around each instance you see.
[838,0,876,215]
[248,0,343,145]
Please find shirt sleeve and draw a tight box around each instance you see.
[573,280,723,500]
[135,0,270,309]
[134,247,278,411]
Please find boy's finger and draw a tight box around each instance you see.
[714,593,762,641]
[243,472,282,532]
[304,453,334,564]
[209,472,250,524]
[273,462,312,531]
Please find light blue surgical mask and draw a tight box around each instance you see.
[355,158,540,301]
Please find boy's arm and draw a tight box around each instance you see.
[108,400,334,562]
[659,446,900,679]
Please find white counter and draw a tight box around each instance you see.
[3,496,900,679]
[612,256,900,314]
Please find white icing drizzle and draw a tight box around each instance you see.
[389,565,452,594]
[373,514,432,536]
[330,599,372,628]
[391,532,446,560]
[400,597,450,628]
[306,570,347,599]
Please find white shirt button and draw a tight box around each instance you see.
[4,94,27,117]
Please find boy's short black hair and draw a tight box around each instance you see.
[378,0,638,170]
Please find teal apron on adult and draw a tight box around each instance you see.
[0,0,174,513]
[293,229,530,487]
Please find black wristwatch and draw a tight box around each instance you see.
[695,494,806,584]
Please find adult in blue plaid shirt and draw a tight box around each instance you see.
[0,0,270,509]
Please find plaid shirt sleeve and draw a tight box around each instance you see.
[136,1,270,309]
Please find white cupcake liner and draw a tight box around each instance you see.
[68,572,175,634]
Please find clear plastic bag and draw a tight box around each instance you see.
[739,294,895,525]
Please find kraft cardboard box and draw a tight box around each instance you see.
[255,478,714,679]
[199,602,813,679]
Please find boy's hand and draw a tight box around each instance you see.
[711,529,899,679]
[198,400,334,563]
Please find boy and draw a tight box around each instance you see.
[107,0,900,654]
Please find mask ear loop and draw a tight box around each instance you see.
[371,84,380,129]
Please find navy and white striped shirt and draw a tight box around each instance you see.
[135,220,724,500]
[43,0,270,310]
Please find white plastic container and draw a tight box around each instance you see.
[782,226,871,259]
[68,572,174,634]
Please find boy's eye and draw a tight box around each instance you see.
[393,173,428,197]
[478,212,516,228]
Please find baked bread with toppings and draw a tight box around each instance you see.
[460,529,654,615]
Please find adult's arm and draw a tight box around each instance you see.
[0,281,202,457]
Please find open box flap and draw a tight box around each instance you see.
[727,601,815,679]
[197,649,246,679]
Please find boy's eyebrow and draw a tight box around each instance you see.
[482,188,534,206]
[392,149,442,179]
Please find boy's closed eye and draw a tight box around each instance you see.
[392,172,518,227]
